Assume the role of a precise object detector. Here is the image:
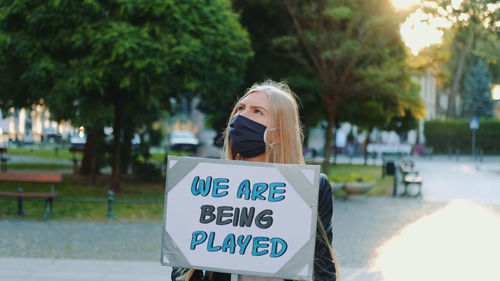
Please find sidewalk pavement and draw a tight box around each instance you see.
[416,157,500,205]
[0,257,381,281]
[0,257,171,281]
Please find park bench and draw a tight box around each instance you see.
[0,147,8,172]
[399,160,417,177]
[0,172,62,220]
[402,173,423,196]
[399,161,422,196]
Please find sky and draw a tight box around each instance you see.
[493,85,500,100]
[394,0,499,56]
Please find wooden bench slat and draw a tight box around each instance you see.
[0,172,62,183]
[0,192,58,198]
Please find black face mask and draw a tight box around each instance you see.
[229,115,267,158]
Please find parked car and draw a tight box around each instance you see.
[45,133,63,144]
[103,127,141,150]
[43,127,63,144]
[169,130,199,152]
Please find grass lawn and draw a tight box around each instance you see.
[0,174,164,221]
[7,147,190,162]
[328,164,394,197]
[7,147,81,160]
[8,163,74,170]
[138,150,192,162]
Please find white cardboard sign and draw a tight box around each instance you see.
[161,156,320,280]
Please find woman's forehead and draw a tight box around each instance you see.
[239,91,270,109]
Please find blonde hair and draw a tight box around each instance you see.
[223,80,305,164]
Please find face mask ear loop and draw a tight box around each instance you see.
[269,142,275,150]
[264,128,277,144]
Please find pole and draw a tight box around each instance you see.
[107,190,115,220]
[382,158,386,179]
[472,130,476,158]
[392,162,398,197]
[17,187,24,216]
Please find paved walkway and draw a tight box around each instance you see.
[417,156,500,205]
[1,156,500,281]
[5,154,73,165]
[351,156,500,281]
[1,258,172,281]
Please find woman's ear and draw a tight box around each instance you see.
[266,127,280,145]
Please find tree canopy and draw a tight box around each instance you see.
[0,0,252,190]
[270,0,424,171]
[461,57,494,118]
[423,0,499,117]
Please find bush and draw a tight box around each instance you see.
[131,161,163,182]
[424,119,500,154]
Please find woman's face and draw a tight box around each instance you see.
[235,91,270,127]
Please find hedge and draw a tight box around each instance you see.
[424,119,500,154]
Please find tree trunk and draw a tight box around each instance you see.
[322,109,335,174]
[363,130,372,166]
[111,97,122,192]
[120,123,134,175]
[448,43,468,118]
[333,123,338,165]
[80,128,97,175]
[90,137,97,184]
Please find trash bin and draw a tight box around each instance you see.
[386,161,395,176]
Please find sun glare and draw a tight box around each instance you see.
[395,0,460,55]
[371,200,500,281]
[493,85,500,100]
[393,0,440,56]
[392,0,421,10]
[398,0,499,55]
[399,9,452,55]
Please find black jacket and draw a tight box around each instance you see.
[172,174,336,281]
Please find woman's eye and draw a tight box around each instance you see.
[255,109,263,115]
[237,106,244,111]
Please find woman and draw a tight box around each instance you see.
[172,80,337,281]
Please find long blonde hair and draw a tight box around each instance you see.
[223,80,305,164]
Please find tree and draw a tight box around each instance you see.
[0,0,252,190]
[424,0,499,117]
[233,1,425,154]
[273,0,421,172]
[461,58,494,117]
[191,0,313,146]
[474,31,500,84]
[336,79,424,131]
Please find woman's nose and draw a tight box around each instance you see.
[239,108,250,118]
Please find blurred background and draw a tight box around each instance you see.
[0,0,499,281]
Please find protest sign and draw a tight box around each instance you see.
[161,156,320,280]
